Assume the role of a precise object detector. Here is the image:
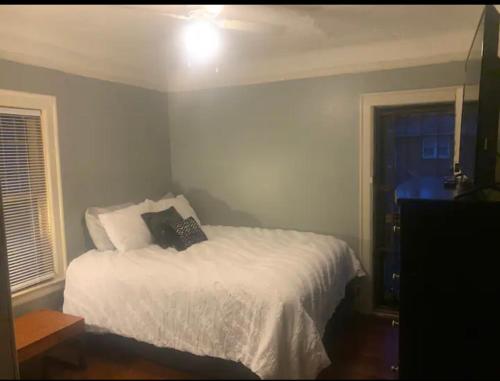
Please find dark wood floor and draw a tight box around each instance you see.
[22,314,398,380]
[318,314,398,379]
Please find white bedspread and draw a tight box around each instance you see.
[63,225,364,379]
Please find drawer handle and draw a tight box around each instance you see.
[391,319,399,328]
[390,365,399,372]
[392,273,400,280]
[393,225,400,233]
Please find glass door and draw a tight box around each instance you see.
[373,102,455,309]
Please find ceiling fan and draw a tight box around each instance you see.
[122,4,286,34]
[120,4,322,65]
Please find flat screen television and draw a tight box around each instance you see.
[458,5,500,186]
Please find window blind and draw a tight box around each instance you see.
[0,107,55,293]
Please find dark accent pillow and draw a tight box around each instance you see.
[171,216,208,251]
[141,207,183,249]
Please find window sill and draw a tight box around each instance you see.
[11,276,65,308]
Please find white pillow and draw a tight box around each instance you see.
[98,200,153,252]
[149,194,201,224]
[85,202,133,251]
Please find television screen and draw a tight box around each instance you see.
[459,12,483,182]
[458,5,500,186]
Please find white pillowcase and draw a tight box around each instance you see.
[85,202,133,251]
[149,194,201,224]
[98,200,153,252]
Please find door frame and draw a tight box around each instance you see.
[358,86,462,313]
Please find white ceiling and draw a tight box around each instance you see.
[0,5,488,92]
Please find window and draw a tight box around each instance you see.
[422,136,438,159]
[0,90,66,300]
[437,137,451,159]
[422,135,452,160]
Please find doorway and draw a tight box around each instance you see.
[373,102,455,309]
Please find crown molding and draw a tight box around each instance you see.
[166,28,473,92]
[0,27,474,94]
[0,29,167,92]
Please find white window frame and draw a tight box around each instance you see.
[422,136,438,159]
[358,86,462,314]
[0,89,67,306]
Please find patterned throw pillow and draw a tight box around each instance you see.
[141,207,183,249]
[171,216,208,251]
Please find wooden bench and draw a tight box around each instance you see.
[15,309,85,365]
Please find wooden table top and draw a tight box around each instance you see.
[15,309,84,362]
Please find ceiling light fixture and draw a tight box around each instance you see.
[184,20,220,64]
[204,5,224,17]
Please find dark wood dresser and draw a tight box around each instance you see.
[395,177,500,379]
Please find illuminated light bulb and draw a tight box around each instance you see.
[205,5,224,17]
[184,20,220,64]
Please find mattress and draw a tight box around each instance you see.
[63,225,364,379]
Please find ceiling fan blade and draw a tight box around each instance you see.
[220,5,323,37]
[215,18,284,34]
[157,12,190,21]
[120,5,191,20]
[120,5,286,35]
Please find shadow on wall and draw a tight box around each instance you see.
[13,289,63,317]
[79,184,362,260]
[78,195,261,249]
[172,184,262,228]
[171,184,361,258]
[82,216,94,251]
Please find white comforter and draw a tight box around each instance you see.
[63,225,364,379]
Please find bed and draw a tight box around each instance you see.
[63,224,364,379]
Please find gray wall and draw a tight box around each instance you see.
[0,59,172,314]
[0,58,466,316]
[167,62,465,253]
